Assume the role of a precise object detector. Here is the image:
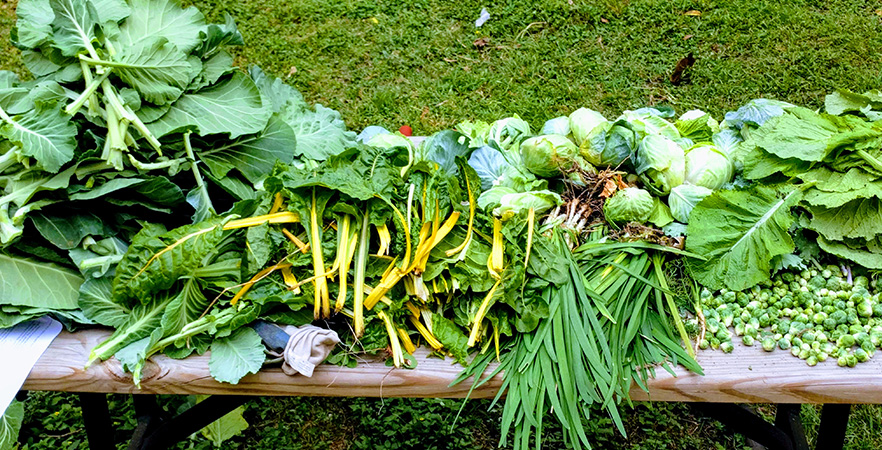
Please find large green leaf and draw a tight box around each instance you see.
[208,327,264,384]
[78,277,130,328]
[0,253,82,309]
[91,0,130,24]
[48,0,99,57]
[198,115,296,183]
[817,236,882,270]
[752,110,838,162]
[281,104,356,161]
[0,103,77,173]
[112,217,228,303]
[30,211,112,249]
[111,37,191,105]
[12,0,54,48]
[0,400,24,450]
[686,185,802,291]
[199,402,248,446]
[146,72,270,139]
[114,0,205,54]
[808,198,882,241]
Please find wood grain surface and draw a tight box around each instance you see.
[21,329,882,403]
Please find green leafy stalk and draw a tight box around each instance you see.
[184,132,215,221]
[353,209,370,337]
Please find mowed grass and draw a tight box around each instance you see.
[2,0,882,448]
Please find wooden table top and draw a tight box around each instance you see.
[21,328,882,404]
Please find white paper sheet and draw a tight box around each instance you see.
[0,317,62,413]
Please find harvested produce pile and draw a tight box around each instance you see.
[2,1,882,449]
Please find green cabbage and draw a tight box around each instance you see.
[684,144,734,190]
[634,135,685,196]
[569,108,608,147]
[675,110,719,142]
[520,135,580,177]
[603,187,654,224]
[581,120,636,169]
[541,116,571,136]
[618,110,680,139]
[487,116,531,152]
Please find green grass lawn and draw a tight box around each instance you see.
[4,0,882,448]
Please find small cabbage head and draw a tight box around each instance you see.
[520,135,579,177]
[468,145,510,190]
[487,116,531,152]
[603,187,654,224]
[457,120,492,148]
[540,116,571,136]
[569,108,608,147]
[675,110,719,142]
[668,184,713,223]
[495,190,562,220]
[618,110,680,139]
[684,144,734,190]
[581,120,636,169]
[634,135,686,196]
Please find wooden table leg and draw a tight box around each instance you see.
[78,393,115,450]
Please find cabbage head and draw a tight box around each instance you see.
[634,135,686,196]
[581,120,636,169]
[675,110,719,142]
[668,184,713,223]
[540,116,571,136]
[618,110,680,139]
[603,187,654,224]
[569,108,608,147]
[487,116,531,152]
[683,144,733,190]
[520,135,579,177]
[495,190,561,220]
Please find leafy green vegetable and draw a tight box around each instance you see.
[208,326,265,384]
[0,253,82,309]
[634,134,685,196]
[0,400,24,450]
[603,187,653,225]
[686,185,802,290]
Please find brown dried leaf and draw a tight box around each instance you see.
[600,17,609,23]
[684,10,701,16]
[683,34,693,40]
[600,179,617,198]
[473,37,491,48]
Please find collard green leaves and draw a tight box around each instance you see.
[146,72,270,138]
[0,253,83,309]
[0,103,77,173]
[686,185,802,291]
[208,327,265,384]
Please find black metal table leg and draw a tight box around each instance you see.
[135,395,250,450]
[694,403,796,450]
[78,393,115,450]
[774,404,810,450]
[127,396,166,450]
[814,404,851,450]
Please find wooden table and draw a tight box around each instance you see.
[22,329,866,450]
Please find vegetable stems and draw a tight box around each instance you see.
[353,211,371,337]
[310,189,330,319]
